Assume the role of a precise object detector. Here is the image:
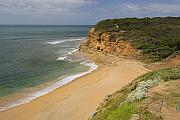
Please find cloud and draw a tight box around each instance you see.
[145,3,180,14]
[1,1,180,16]
[99,3,180,18]
[0,0,93,15]
[0,1,180,24]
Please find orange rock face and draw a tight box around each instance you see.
[84,28,138,57]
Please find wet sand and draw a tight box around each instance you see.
[0,59,149,120]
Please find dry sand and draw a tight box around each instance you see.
[0,59,149,120]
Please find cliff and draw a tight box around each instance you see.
[81,17,180,62]
[80,27,139,58]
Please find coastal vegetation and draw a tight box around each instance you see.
[90,67,180,120]
[81,17,180,120]
[93,17,180,61]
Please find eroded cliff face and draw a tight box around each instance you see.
[80,28,138,58]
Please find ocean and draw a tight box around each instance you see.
[0,25,97,111]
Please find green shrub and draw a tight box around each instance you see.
[94,17,180,61]
[137,67,180,82]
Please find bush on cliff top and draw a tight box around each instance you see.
[94,17,180,61]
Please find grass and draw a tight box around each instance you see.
[91,67,180,120]
[165,81,180,106]
[106,103,138,120]
[139,107,162,120]
[136,67,180,82]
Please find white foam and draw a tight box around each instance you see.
[0,61,98,112]
[56,56,66,61]
[56,48,78,61]
[46,37,86,45]
[68,49,78,55]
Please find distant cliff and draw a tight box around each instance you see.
[80,17,180,62]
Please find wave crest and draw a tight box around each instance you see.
[46,37,86,45]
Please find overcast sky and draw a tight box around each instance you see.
[0,0,180,25]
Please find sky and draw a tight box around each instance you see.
[0,0,180,25]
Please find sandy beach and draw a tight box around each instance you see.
[0,58,149,120]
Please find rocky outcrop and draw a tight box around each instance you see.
[80,28,139,58]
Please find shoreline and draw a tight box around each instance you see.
[0,37,89,112]
[0,45,98,112]
[0,50,149,120]
[0,60,98,112]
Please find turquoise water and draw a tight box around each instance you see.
[0,25,92,98]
